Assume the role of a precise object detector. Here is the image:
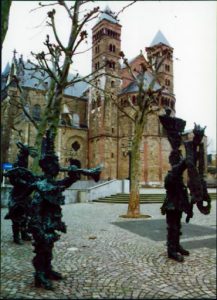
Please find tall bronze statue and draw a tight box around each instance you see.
[4,142,37,244]
[159,109,211,262]
[6,127,102,290]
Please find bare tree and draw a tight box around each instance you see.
[2,1,137,173]
[100,50,168,218]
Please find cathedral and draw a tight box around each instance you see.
[1,7,183,186]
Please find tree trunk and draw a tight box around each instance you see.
[32,84,63,173]
[127,120,145,217]
[1,0,12,46]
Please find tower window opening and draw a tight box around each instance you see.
[107,60,115,69]
[95,45,100,54]
[165,64,170,72]
[165,79,170,86]
[95,62,100,70]
[109,44,116,52]
[111,81,115,88]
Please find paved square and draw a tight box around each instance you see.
[1,201,216,299]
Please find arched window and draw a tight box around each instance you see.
[32,104,41,121]
[109,44,113,52]
[111,81,115,88]
[165,64,170,72]
[132,96,136,105]
[72,113,80,127]
[71,141,80,152]
[109,61,115,69]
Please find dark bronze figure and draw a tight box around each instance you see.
[159,109,211,262]
[8,127,102,290]
[4,142,37,244]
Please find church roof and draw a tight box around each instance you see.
[120,71,161,95]
[96,6,119,25]
[1,61,89,99]
[150,30,171,47]
[2,62,10,76]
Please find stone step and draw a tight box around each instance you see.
[93,193,216,203]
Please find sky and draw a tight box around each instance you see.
[2,1,216,153]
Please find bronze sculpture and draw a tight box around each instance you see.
[4,142,37,244]
[159,109,211,262]
[5,127,102,290]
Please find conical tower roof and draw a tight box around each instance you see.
[150,30,171,47]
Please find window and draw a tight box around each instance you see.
[132,96,136,105]
[165,79,170,86]
[165,64,170,72]
[32,104,41,121]
[109,44,116,52]
[111,81,115,88]
[71,141,80,152]
[95,45,100,54]
[108,61,115,69]
[72,113,80,127]
[95,62,100,70]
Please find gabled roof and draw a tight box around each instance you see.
[121,53,146,69]
[150,30,171,47]
[120,71,161,95]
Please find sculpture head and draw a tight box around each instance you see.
[159,111,186,151]
[39,155,60,177]
[193,123,206,146]
[13,142,38,168]
[39,127,59,177]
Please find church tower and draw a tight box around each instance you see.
[146,30,174,97]
[88,6,122,179]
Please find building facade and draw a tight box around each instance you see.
[1,7,201,186]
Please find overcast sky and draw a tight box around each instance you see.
[2,1,216,153]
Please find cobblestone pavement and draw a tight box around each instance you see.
[1,200,216,299]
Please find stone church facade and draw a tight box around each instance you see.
[1,7,194,186]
